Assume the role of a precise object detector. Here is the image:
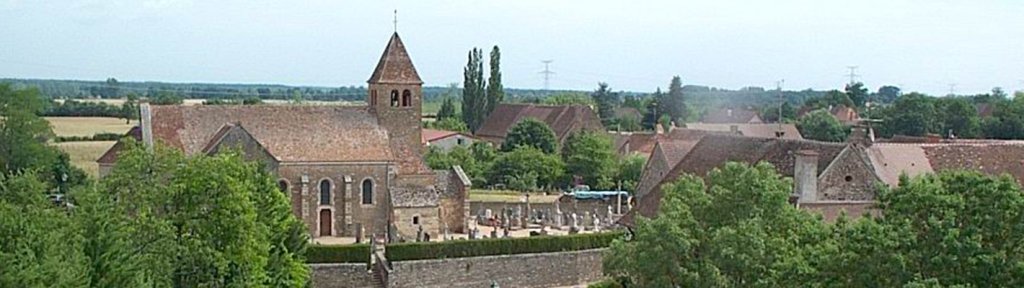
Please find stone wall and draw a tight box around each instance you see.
[392,206,440,241]
[276,163,392,238]
[817,146,879,201]
[310,263,376,288]
[387,249,605,288]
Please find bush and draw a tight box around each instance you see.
[385,231,623,261]
[306,244,371,264]
[54,132,124,142]
[588,278,625,288]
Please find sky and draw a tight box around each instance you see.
[1,0,1022,95]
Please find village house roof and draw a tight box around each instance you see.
[700,107,763,124]
[621,134,846,225]
[867,142,1024,186]
[685,123,803,140]
[475,103,604,144]
[97,126,141,164]
[367,32,422,85]
[101,105,396,164]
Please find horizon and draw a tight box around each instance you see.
[2,1,1022,95]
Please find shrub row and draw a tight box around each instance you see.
[306,243,371,264]
[55,132,123,143]
[385,231,623,261]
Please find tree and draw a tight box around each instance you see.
[102,77,120,99]
[437,97,457,120]
[562,131,617,189]
[875,85,901,104]
[429,117,469,132]
[96,142,310,286]
[605,162,831,287]
[0,172,89,287]
[623,95,643,111]
[845,82,869,107]
[983,96,1024,139]
[0,84,56,174]
[797,109,849,142]
[935,97,980,138]
[485,46,504,119]
[804,90,855,110]
[490,146,564,190]
[542,92,593,105]
[501,118,558,154]
[462,48,487,133]
[591,83,620,125]
[662,76,687,122]
[642,89,664,130]
[760,102,796,123]
[882,93,938,137]
[120,93,139,124]
[151,91,184,105]
[615,155,646,192]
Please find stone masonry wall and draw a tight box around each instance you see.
[310,263,376,288]
[386,249,605,288]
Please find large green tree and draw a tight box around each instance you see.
[662,76,687,123]
[462,48,487,133]
[845,82,869,107]
[490,146,564,191]
[0,83,86,190]
[881,92,938,137]
[501,118,558,154]
[591,83,620,125]
[562,131,617,189]
[797,109,849,142]
[605,162,831,287]
[935,96,980,138]
[485,46,504,119]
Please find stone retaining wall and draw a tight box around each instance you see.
[311,263,376,288]
[387,249,605,288]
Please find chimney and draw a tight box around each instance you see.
[139,103,154,150]
[794,150,819,204]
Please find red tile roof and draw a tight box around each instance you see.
[421,129,467,143]
[367,33,422,85]
[476,103,604,144]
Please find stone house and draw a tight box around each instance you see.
[422,128,475,151]
[621,127,1024,225]
[96,32,469,241]
[475,103,604,145]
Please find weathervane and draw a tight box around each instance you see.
[393,9,398,32]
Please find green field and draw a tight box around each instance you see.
[468,189,560,203]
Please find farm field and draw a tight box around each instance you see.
[54,98,358,106]
[45,117,135,137]
[55,141,115,177]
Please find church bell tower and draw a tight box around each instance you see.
[367,32,426,174]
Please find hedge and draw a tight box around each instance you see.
[385,231,623,261]
[306,244,371,264]
[55,132,123,143]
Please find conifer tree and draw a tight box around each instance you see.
[485,46,504,119]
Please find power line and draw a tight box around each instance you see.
[539,60,554,91]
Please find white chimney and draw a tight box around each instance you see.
[139,103,154,150]
[794,150,819,204]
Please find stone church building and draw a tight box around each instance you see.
[97,33,470,241]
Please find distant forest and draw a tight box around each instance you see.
[2,78,828,109]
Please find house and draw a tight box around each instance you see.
[622,127,1024,225]
[96,32,469,241]
[475,103,604,145]
[685,123,803,140]
[422,128,475,151]
[700,107,763,124]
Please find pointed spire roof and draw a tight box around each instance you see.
[367,33,423,85]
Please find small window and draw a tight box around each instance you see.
[277,180,289,194]
[457,138,465,145]
[402,90,412,107]
[412,215,420,225]
[370,90,378,106]
[390,90,399,107]
[319,180,331,205]
[362,179,373,205]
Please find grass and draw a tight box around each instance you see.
[46,117,135,137]
[469,189,561,203]
[55,141,116,177]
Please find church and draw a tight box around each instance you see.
[97,32,470,241]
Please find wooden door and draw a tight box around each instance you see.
[319,209,332,237]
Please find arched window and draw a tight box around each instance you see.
[362,179,373,205]
[401,90,412,107]
[277,180,289,194]
[390,90,399,107]
[319,179,331,205]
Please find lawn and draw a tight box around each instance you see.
[46,117,135,137]
[469,189,561,203]
[55,141,116,177]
